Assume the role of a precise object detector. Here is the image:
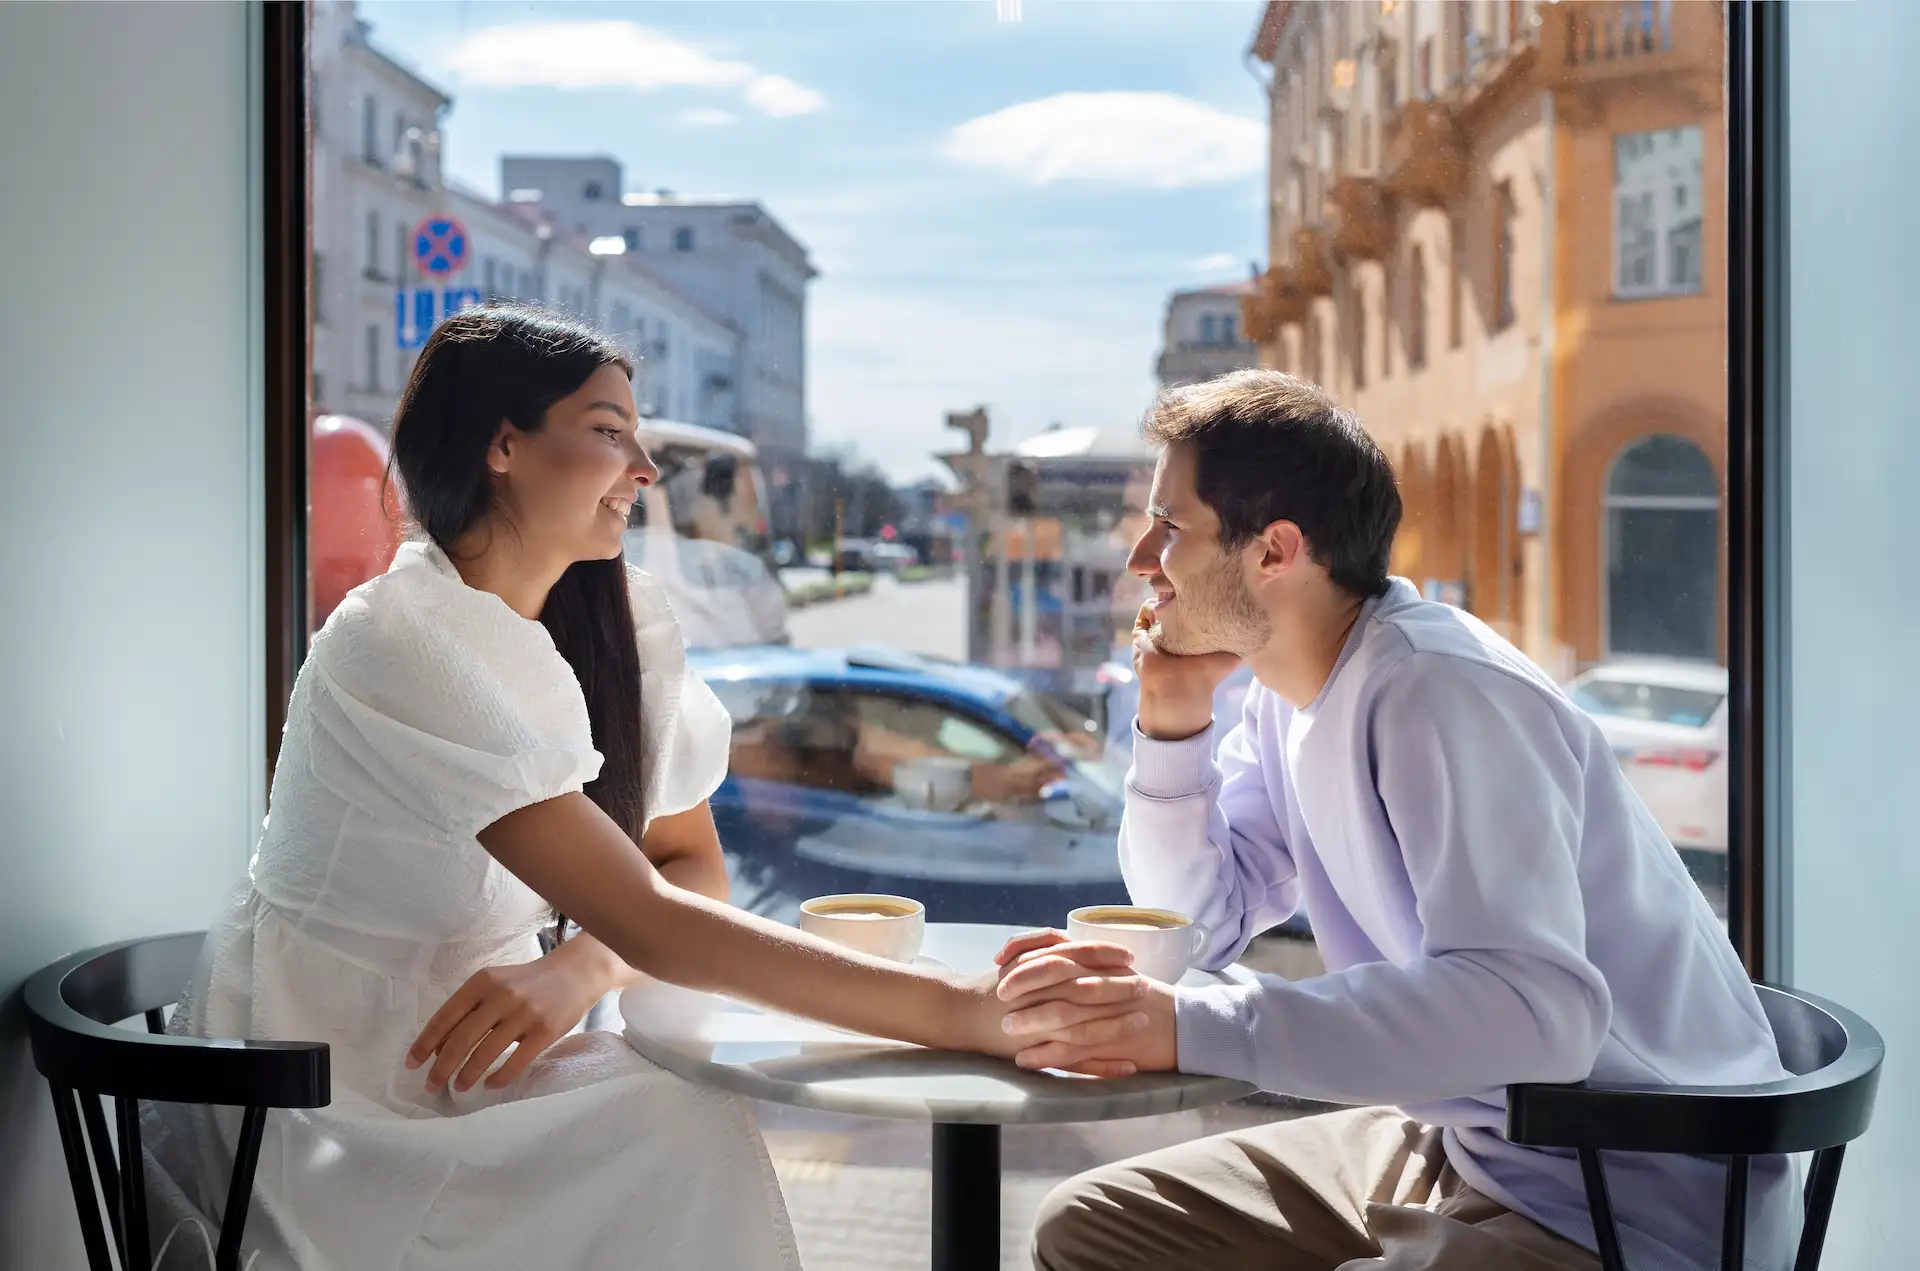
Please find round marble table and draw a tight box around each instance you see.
[621,922,1257,1271]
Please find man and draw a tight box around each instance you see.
[993,371,1792,1270]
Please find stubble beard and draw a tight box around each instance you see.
[1147,556,1270,659]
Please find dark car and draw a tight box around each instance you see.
[690,645,1135,929]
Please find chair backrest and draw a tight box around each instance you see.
[25,932,329,1109]
[1507,981,1883,1157]
[1759,984,1850,1075]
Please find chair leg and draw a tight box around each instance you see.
[79,1091,124,1260]
[1721,1154,1749,1271]
[116,1096,151,1271]
[216,1106,270,1271]
[1577,1147,1631,1271]
[1795,1145,1846,1271]
[48,1085,116,1271]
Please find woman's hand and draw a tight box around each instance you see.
[406,939,622,1093]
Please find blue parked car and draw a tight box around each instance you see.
[689,645,1136,929]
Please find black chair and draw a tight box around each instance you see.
[1507,983,1882,1271]
[23,932,330,1271]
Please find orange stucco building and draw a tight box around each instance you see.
[1246,0,1725,676]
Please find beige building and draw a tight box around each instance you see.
[1156,280,1262,389]
[1245,0,1725,674]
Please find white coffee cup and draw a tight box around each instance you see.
[893,755,973,812]
[799,894,926,963]
[1067,905,1211,984]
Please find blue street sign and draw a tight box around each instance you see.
[395,287,484,349]
[411,216,469,279]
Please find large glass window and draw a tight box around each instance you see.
[301,0,1734,1256]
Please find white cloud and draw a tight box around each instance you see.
[1192,252,1240,274]
[746,75,827,118]
[676,107,738,129]
[442,21,821,117]
[944,92,1264,189]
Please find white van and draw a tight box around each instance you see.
[624,419,790,650]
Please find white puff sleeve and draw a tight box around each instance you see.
[308,578,604,841]
[627,564,733,827]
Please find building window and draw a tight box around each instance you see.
[1613,127,1704,299]
[1605,435,1719,660]
[1199,314,1219,344]
[1408,246,1428,369]
[624,227,641,251]
[364,210,381,280]
[1493,181,1517,331]
[396,223,410,283]
[313,253,325,326]
[674,227,695,252]
[1417,38,1434,99]
[364,323,381,392]
[584,181,604,201]
[392,112,405,167]
[1221,313,1238,344]
[1448,216,1464,348]
[361,95,379,165]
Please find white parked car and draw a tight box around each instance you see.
[1566,660,1729,854]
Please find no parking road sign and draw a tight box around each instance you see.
[411,216,469,279]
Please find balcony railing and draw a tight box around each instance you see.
[1292,227,1334,297]
[1383,99,1466,207]
[1242,267,1307,344]
[1328,176,1394,261]
[1540,0,1719,91]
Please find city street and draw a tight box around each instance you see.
[787,572,970,661]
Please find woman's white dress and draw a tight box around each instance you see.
[144,540,800,1271]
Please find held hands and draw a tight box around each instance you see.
[1132,603,1242,742]
[406,940,620,1094]
[987,930,1179,1078]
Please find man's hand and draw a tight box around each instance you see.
[992,930,1178,1077]
[949,940,1152,1066]
[406,940,621,1093]
[1132,603,1242,741]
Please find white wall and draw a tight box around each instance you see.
[0,3,263,1265]
[1785,0,1920,1263]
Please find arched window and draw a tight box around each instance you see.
[1605,435,1718,660]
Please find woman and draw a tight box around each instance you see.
[146,305,1148,1270]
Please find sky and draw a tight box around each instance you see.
[358,0,1268,483]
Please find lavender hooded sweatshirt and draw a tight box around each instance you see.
[1128,579,1795,1271]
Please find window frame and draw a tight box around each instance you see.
[263,1,1787,976]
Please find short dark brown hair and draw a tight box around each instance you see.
[1143,369,1401,598]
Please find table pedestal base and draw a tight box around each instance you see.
[932,1122,1000,1271]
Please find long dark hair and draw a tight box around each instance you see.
[389,303,648,856]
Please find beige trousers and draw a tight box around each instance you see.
[1031,1106,1602,1271]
